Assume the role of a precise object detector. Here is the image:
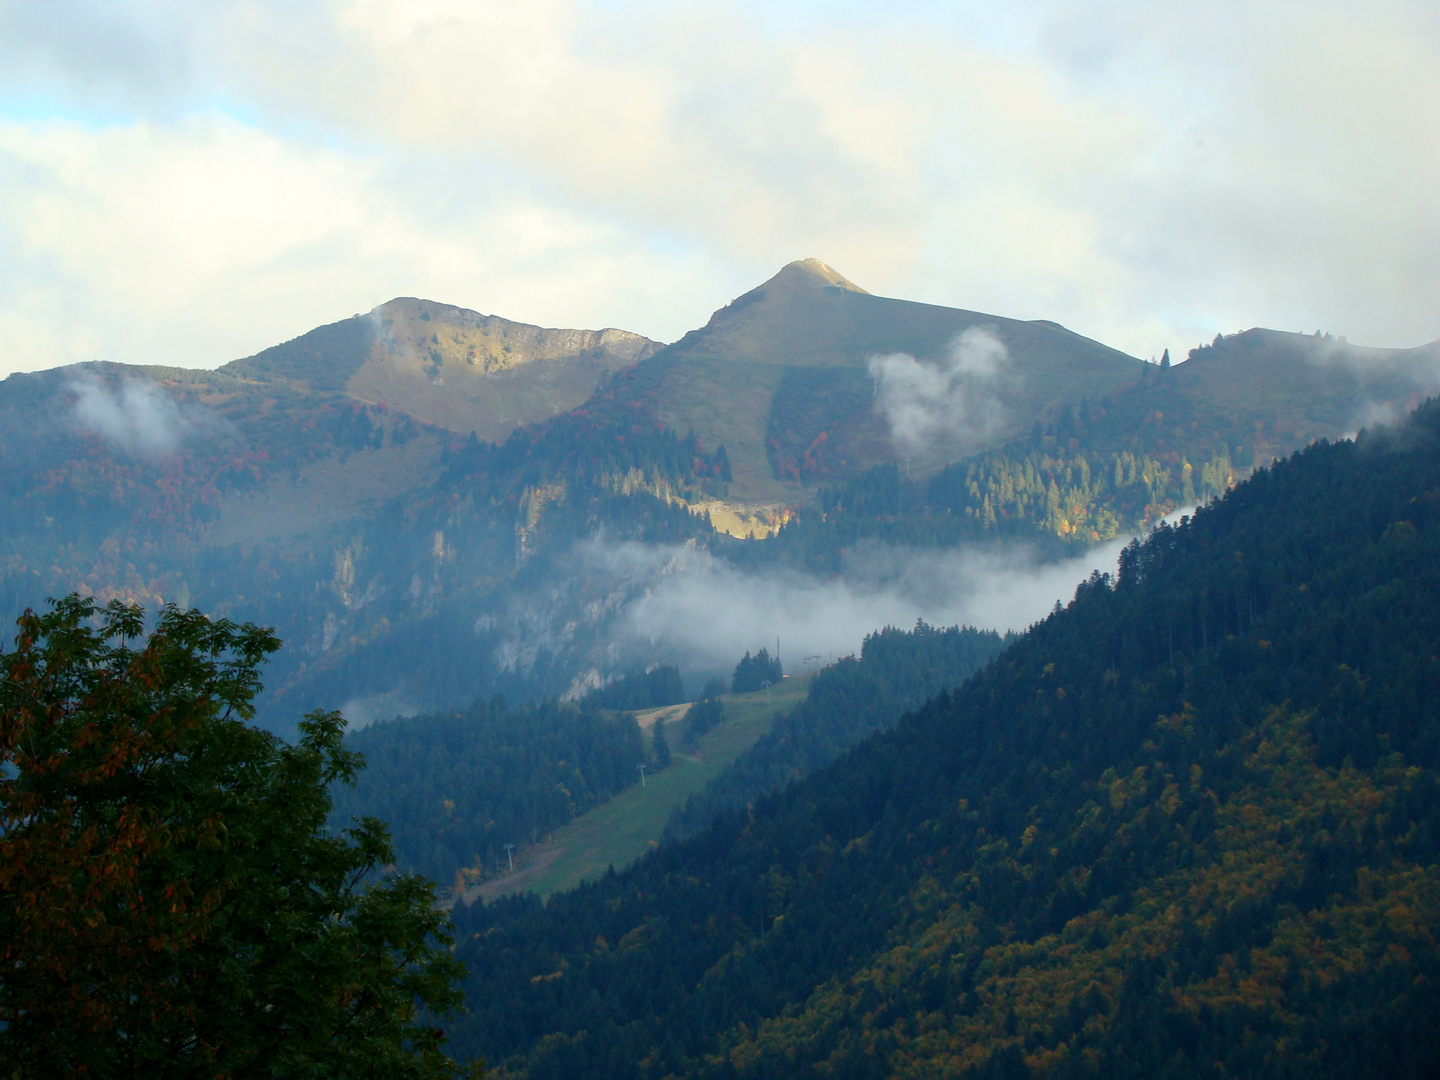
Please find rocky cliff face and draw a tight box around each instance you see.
[219,297,664,444]
[364,298,659,377]
[343,299,663,442]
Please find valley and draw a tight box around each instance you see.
[447,399,1440,1078]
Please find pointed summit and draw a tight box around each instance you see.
[768,258,869,294]
[719,259,867,312]
[681,260,868,338]
[624,258,1144,501]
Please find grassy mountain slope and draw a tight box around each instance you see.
[625,259,1148,501]
[475,675,816,903]
[0,295,663,559]
[447,400,1440,1079]
[664,622,1007,842]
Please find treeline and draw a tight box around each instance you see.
[329,696,646,894]
[667,621,1006,840]
[730,647,782,692]
[581,665,686,712]
[754,374,1278,576]
[764,439,1236,576]
[445,400,1440,1078]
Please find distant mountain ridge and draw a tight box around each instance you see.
[2,261,1439,725]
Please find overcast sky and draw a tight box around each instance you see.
[0,0,1435,378]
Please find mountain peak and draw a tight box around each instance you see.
[769,258,869,294]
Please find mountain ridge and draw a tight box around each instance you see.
[3,263,1440,725]
[219,297,664,444]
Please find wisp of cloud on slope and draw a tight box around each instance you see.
[70,375,195,456]
[869,327,1010,462]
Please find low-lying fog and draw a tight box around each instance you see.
[578,525,1169,682]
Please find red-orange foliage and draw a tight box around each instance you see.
[0,596,471,1079]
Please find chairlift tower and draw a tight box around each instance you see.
[637,762,647,787]
[503,842,515,873]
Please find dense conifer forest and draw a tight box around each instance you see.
[667,623,1006,841]
[444,401,1440,1078]
[581,665,687,711]
[729,648,784,693]
[329,697,647,892]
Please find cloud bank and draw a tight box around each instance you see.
[0,1,1437,377]
[585,533,1132,677]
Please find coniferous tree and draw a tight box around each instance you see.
[731,648,782,694]
[680,697,725,747]
[651,717,672,770]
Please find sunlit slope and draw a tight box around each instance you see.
[622,259,1147,500]
[222,297,662,443]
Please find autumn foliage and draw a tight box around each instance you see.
[0,596,473,1078]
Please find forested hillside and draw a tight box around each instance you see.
[332,619,1000,895]
[446,400,1440,1078]
[666,622,1006,840]
[761,329,1440,574]
[329,697,648,895]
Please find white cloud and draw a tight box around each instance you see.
[0,114,724,372]
[0,0,1435,377]
[870,327,1011,462]
[610,533,1131,674]
[71,374,194,456]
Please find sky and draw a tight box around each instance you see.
[0,0,1435,379]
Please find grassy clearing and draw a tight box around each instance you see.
[473,673,813,902]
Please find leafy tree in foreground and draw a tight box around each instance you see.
[0,595,475,1079]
